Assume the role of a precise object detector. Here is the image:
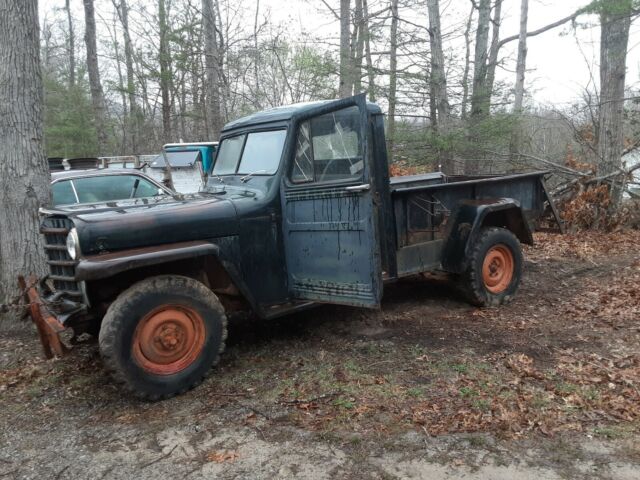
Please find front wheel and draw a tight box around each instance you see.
[460,227,523,307]
[99,275,227,400]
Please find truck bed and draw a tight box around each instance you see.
[384,171,559,279]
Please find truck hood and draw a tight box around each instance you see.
[46,193,239,255]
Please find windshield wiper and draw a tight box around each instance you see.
[240,170,267,182]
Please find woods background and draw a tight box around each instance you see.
[38,0,640,207]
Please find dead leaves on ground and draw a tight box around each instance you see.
[206,450,239,463]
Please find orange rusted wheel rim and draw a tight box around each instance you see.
[132,305,206,375]
[482,245,514,294]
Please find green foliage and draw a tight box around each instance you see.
[44,75,98,158]
[392,114,517,171]
[583,0,637,15]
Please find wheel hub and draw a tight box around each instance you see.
[132,305,206,375]
[482,245,514,294]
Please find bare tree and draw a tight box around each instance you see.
[362,0,376,101]
[65,0,76,87]
[427,0,449,130]
[339,0,352,97]
[460,3,474,120]
[203,0,223,138]
[513,0,529,112]
[82,0,109,153]
[427,0,452,173]
[485,0,503,110]
[114,0,140,154]
[597,0,632,206]
[353,0,365,94]
[0,0,49,312]
[159,0,172,142]
[470,0,491,118]
[387,0,399,155]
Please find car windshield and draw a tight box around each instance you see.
[150,150,201,168]
[212,130,286,176]
[51,174,166,206]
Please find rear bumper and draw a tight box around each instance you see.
[20,276,69,358]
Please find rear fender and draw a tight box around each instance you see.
[441,199,532,274]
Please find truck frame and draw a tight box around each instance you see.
[28,94,559,399]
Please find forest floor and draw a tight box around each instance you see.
[1,230,639,479]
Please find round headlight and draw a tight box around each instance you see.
[66,228,79,260]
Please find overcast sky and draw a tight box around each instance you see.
[260,0,640,106]
[41,0,640,107]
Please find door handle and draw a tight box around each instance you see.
[345,183,370,192]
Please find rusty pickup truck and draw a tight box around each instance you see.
[30,94,560,399]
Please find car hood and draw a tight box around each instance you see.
[45,193,240,256]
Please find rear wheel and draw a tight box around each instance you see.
[99,275,227,400]
[461,227,523,307]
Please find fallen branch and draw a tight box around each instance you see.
[279,392,341,405]
[140,445,177,469]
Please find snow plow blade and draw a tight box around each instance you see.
[19,275,68,359]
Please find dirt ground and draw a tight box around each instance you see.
[1,231,639,479]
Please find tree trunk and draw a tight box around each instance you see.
[111,16,128,154]
[484,0,503,115]
[253,0,261,107]
[0,0,49,313]
[513,0,529,112]
[470,0,491,118]
[427,0,451,173]
[387,0,399,157]
[65,0,75,88]
[202,0,223,138]
[115,0,140,154]
[82,0,109,154]
[353,0,364,94]
[509,0,529,166]
[339,0,352,97]
[460,3,474,120]
[597,1,631,208]
[362,0,376,101]
[158,0,172,143]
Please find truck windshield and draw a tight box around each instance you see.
[212,130,286,176]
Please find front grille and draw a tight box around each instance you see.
[41,216,82,298]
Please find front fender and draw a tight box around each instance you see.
[75,240,219,281]
[441,198,532,274]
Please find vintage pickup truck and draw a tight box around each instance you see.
[29,94,560,399]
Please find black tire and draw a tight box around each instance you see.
[99,275,227,400]
[461,227,523,307]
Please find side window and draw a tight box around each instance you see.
[132,177,164,198]
[291,122,314,183]
[291,106,363,184]
[74,175,136,203]
[51,181,77,205]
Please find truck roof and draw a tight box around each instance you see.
[222,99,383,133]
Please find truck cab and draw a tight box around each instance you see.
[32,95,556,399]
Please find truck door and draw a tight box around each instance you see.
[281,94,383,308]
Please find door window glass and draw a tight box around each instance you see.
[131,177,165,198]
[291,106,363,184]
[73,175,162,203]
[51,180,77,205]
